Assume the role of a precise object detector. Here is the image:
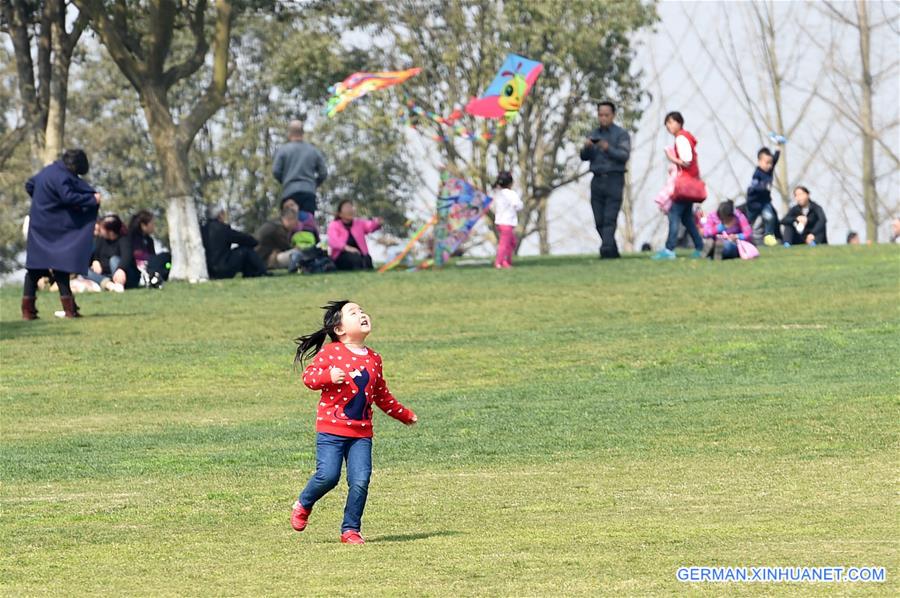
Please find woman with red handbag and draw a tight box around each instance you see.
[652,112,706,260]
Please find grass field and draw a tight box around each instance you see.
[1,245,898,596]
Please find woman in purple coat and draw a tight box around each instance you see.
[21,149,101,319]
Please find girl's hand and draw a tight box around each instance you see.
[91,260,102,274]
[407,414,418,426]
[330,368,346,384]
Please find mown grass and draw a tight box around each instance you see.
[1,245,898,596]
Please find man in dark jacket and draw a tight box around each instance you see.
[580,101,631,259]
[781,185,828,245]
[22,148,100,319]
[201,207,268,279]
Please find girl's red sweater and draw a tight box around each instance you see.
[302,342,416,438]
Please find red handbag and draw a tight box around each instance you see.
[673,171,707,203]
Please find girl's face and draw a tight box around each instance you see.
[665,118,682,135]
[141,219,156,235]
[336,302,371,341]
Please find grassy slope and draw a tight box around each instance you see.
[1,245,898,596]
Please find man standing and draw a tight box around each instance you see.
[580,101,631,259]
[273,120,328,222]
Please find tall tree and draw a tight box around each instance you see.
[1,0,88,167]
[811,0,899,242]
[72,0,237,281]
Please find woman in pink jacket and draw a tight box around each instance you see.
[702,200,753,260]
[327,200,382,270]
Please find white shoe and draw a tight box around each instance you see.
[111,282,125,293]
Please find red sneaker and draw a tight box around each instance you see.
[340,530,365,544]
[290,501,311,531]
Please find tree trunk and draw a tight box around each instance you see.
[41,1,72,165]
[621,171,636,252]
[144,94,209,281]
[857,0,878,242]
[536,195,550,255]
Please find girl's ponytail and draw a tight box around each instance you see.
[293,299,351,366]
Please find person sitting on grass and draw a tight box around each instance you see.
[327,199,382,271]
[201,206,268,279]
[126,210,170,288]
[702,200,753,260]
[87,214,130,293]
[781,186,828,246]
[255,205,303,273]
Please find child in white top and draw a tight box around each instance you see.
[490,171,523,269]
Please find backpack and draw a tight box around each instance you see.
[297,247,335,274]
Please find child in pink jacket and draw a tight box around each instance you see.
[327,200,382,270]
[702,200,753,260]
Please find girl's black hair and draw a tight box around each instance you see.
[101,214,125,236]
[664,111,684,126]
[293,300,351,366]
[493,171,513,189]
[129,210,154,237]
[717,200,735,220]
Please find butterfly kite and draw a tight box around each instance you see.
[325,68,422,118]
[465,53,543,121]
[427,172,492,268]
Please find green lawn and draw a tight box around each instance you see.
[1,246,898,596]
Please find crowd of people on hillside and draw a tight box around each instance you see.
[199,120,384,280]
[18,121,392,318]
[582,103,839,263]
[17,111,899,319]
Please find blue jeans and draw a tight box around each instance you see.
[87,255,120,284]
[666,202,703,251]
[299,433,372,533]
[722,240,739,259]
[746,202,776,236]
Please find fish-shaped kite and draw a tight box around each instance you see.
[465,54,543,121]
[324,68,422,118]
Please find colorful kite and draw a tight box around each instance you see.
[425,172,492,268]
[377,215,438,274]
[465,53,543,121]
[325,68,422,118]
[401,98,497,142]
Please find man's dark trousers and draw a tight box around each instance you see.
[590,172,625,258]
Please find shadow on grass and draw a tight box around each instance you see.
[0,320,78,341]
[1,312,150,340]
[369,530,462,543]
